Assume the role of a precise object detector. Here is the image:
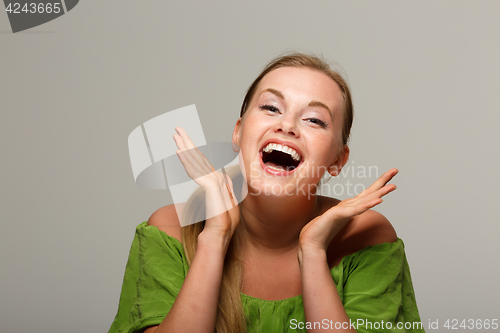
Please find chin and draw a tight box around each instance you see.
[246,176,321,200]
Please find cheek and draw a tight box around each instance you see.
[238,115,260,138]
[306,134,341,167]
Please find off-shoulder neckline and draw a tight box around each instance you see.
[142,222,403,303]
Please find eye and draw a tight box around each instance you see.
[259,104,281,113]
[305,118,329,128]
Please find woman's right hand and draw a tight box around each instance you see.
[173,127,239,246]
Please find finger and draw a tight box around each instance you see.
[358,168,398,198]
[174,129,216,174]
[349,183,396,210]
[333,196,384,221]
[221,170,237,207]
[175,144,217,182]
[173,133,188,152]
[173,129,200,161]
[174,132,201,160]
[360,184,396,208]
[175,149,206,180]
[174,133,215,177]
[363,197,383,210]
[336,183,395,215]
[367,168,398,191]
[175,127,197,150]
[173,141,204,175]
[175,128,235,201]
[366,183,397,201]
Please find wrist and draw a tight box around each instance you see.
[197,229,231,254]
[298,245,327,267]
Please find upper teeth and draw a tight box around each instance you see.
[262,143,301,161]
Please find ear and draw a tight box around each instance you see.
[328,145,350,177]
[232,118,242,153]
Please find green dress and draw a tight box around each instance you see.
[108,222,425,333]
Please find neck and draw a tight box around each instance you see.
[238,192,321,254]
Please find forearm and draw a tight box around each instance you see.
[300,249,357,333]
[152,232,226,333]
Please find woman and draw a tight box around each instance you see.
[109,53,424,333]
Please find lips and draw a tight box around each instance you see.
[258,139,304,176]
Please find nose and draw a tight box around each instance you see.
[274,112,299,137]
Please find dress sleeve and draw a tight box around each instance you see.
[108,222,189,333]
[333,239,425,333]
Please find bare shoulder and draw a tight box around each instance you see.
[319,196,398,267]
[147,203,184,243]
[346,209,398,245]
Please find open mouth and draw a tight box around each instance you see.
[261,143,302,172]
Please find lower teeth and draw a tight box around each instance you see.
[268,165,284,171]
[267,165,295,171]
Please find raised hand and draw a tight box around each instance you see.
[173,127,239,242]
[299,168,398,255]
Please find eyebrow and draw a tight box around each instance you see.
[308,100,331,114]
[260,88,332,115]
[261,88,285,100]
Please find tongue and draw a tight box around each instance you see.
[265,161,287,170]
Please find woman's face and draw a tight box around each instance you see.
[233,66,349,197]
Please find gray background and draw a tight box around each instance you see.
[1,1,499,332]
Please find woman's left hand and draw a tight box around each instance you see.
[298,168,399,257]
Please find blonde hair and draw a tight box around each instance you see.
[181,166,247,333]
[181,53,354,333]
